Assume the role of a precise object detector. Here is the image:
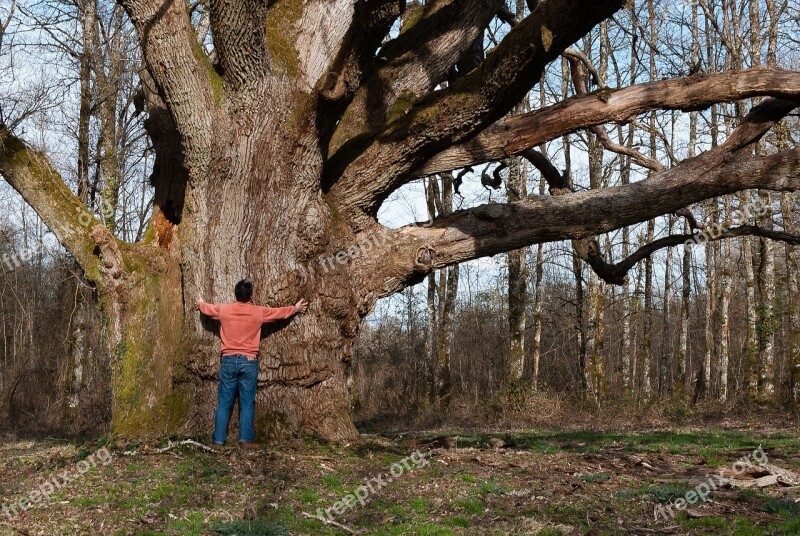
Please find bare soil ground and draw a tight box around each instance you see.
[1,425,799,535]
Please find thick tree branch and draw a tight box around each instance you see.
[295,0,366,93]
[416,67,800,177]
[382,146,800,294]
[367,99,800,295]
[328,0,626,220]
[208,0,267,89]
[0,128,103,274]
[314,0,403,143]
[119,0,216,173]
[327,0,502,155]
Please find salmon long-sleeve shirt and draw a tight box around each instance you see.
[198,300,298,358]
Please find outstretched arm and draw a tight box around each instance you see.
[262,299,308,323]
[196,296,221,319]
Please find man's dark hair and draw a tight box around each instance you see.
[234,279,253,302]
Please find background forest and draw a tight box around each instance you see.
[0,0,799,437]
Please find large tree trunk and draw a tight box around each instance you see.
[506,156,528,387]
[757,191,777,397]
[103,85,365,439]
[741,193,759,397]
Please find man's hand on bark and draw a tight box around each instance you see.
[196,296,205,309]
[295,299,309,314]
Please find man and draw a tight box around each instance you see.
[196,279,308,448]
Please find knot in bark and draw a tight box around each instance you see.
[414,243,437,272]
[473,203,504,221]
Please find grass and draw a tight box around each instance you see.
[3,428,799,535]
[453,496,484,515]
[210,518,289,535]
[578,473,611,483]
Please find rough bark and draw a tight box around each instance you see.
[424,181,438,407]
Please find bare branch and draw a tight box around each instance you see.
[416,67,800,177]
[584,225,800,285]
[564,51,665,172]
[563,48,601,87]
[366,99,800,295]
[674,207,705,231]
[519,148,570,194]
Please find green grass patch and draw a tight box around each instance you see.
[613,488,643,499]
[168,512,205,535]
[295,488,319,504]
[453,496,484,515]
[479,479,508,495]
[211,518,289,535]
[756,497,800,516]
[647,483,693,504]
[443,516,470,528]
[411,497,430,512]
[372,523,456,536]
[319,474,346,494]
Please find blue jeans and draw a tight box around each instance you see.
[212,354,258,444]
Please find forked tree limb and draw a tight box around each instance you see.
[590,124,665,172]
[315,0,402,102]
[366,99,800,295]
[378,146,800,294]
[414,67,800,177]
[552,98,792,285]
[314,0,403,142]
[326,0,503,155]
[327,0,626,218]
[566,54,663,174]
[294,0,363,92]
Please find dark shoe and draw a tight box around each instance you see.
[210,442,225,451]
[239,442,260,449]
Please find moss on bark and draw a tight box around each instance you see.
[193,44,224,107]
[109,245,186,438]
[264,0,303,76]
